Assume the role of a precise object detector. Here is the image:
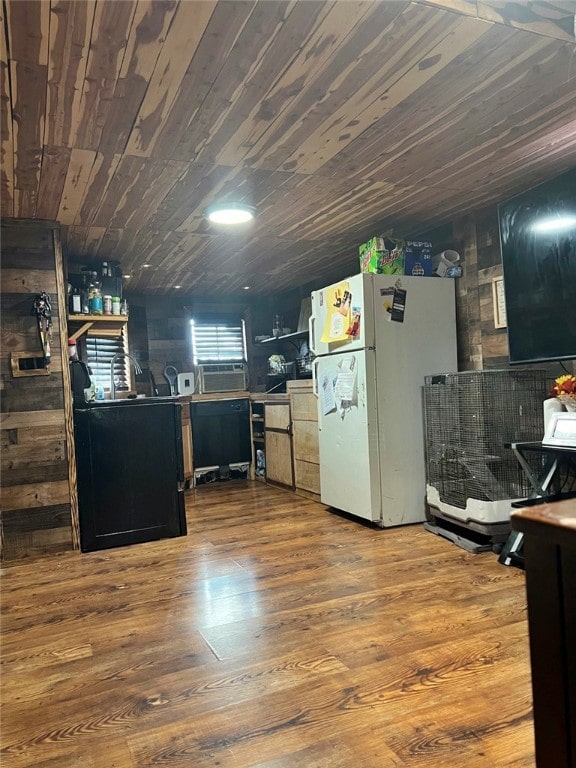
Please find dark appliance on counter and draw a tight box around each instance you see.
[191,398,251,480]
[74,398,187,552]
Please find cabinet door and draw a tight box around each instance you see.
[293,458,320,494]
[264,403,294,488]
[292,419,319,464]
[265,403,290,431]
[265,431,294,487]
[75,402,186,552]
[290,391,318,422]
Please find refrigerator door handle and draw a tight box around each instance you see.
[312,357,319,398]
[308,314,316,356]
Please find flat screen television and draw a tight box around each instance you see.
[498,167,576,365]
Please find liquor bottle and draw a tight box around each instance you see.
[69,287,81,315]
[88,272,103,315]
[80,274,90,314]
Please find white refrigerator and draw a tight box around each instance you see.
[310,272,457,527]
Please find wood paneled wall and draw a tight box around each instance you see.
[143,297,195,395]
[451,206,575,383]
[1,218,78,561]
[126,296,252,396]
[126,290,312,395]
[127,208,576,394]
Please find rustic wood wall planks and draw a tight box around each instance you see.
[1,0,574,296]
[0,219,77,561]
[451,206,576,380]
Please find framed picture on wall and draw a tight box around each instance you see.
[492,276,507,329]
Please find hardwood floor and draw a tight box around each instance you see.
[1,481,535,767]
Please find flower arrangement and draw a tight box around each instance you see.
[550,374,576,397]
[550,375,576,410]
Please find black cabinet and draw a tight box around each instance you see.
[191,398,251,470]
[74,398,187,552]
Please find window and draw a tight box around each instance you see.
[84,332,130,391]
[191,318,246,364]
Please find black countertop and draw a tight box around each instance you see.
[76,396,180,409]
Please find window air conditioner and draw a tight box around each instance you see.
[198,363,247,394]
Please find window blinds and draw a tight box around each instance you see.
[85,333,129,390]
[191,319,246,364]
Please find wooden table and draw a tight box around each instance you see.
[511,499,576,768]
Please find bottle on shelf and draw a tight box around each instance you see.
[88,272,103,315]
[80,274,90,314]
[69,286,81,315]
[273,314,283,337]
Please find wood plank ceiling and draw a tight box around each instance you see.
[1,0,576,296]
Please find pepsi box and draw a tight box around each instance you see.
[403,239,433,277]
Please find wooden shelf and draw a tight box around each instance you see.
[68,314,128,340]
[69,313,128,321]
[258,330,308,344]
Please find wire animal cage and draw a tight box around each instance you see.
[423,369,548,529]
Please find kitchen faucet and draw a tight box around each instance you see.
[110,353,143,400]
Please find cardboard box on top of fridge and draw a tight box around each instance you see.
[403,239,434,277]
[359,236,404,275]
[359,236,385,274]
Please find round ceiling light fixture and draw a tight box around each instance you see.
[205,202,255,225]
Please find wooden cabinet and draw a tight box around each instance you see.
[287,380,320,499]
[74,400,186,552]
[180,401,193,487]
[264,402,294,489]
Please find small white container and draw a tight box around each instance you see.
[177,372,195,396]
[543,397,564,438]
[432,250,460,277]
